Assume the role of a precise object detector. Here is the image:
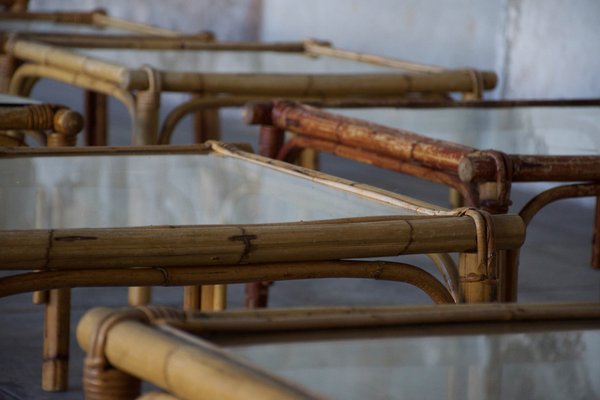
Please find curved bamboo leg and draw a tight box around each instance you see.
[503,182,600,302]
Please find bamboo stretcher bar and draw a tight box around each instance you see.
[78,308,326,400]
[0,9,182,36]
[0,260,455,304]
[166,302,600,334]
[459,154,600,182]
[2,33,308,51]
[0,214,524,270]
[0,10,101,24]
[245,100,475,171]
[122,69,498,93]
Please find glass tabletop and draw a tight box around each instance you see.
[75,48,400,74]
[333,105,600,156]
[0,151,418,230]
[225,324,600,400]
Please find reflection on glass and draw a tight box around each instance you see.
[334,107,600,156]
[0,153,413,229]
[228,329,600,400]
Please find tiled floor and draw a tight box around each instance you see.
[1,109,599,399]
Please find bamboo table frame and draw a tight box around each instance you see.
[77,302,600,399]
[1,36,497,146]
[245,99,600,303]
[0,10,215,146]
[0,142,525,391]
[0,92,83,145]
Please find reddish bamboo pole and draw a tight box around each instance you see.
[244,100,475,172]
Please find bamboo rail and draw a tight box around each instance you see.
[2,33,308,51]
[0,214,524,270]
[76,303,600,399]
[0,260,455,304]
[122,69,498,93]
[170,302,600,334]
[245,100,475,171]
[78,308,326,400]
[0,9,183,36]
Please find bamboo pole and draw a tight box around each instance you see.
[84,91,108,146]
[123,69,499,94]
[459,153,600,182]
[273,135,479,206]
[6,39,130,86]
[245,100,475,171]
[171,302,600,334]
[3,34,311,51]
[0,215,525,271]
[0,10,99,24]
[77,308,327,400]
[9,63,136,116]
[0,260,456,304]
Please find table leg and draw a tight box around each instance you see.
[128,287,151,306]
[193,93,220,143]
[592,196,600,269]
[84,90,107,146]
[42,288,70,391]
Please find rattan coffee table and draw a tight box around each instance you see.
[77,302,600,399]
[245,99,600,302]
[2,36,496,146]
[0,142,524,391]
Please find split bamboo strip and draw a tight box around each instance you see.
[0,215,524,271]
[0,259,455,315]
[77,308,326,400]
[245,100,475,171]
[167,302,600,334]
[303,39,447,73]
[90,13,182,37]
